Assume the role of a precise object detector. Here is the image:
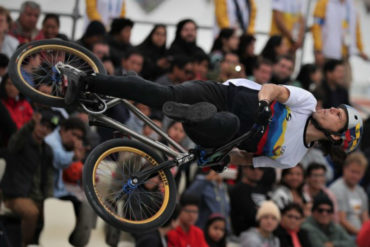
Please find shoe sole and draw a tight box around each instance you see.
[162,101,217,122]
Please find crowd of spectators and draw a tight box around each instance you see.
[0,0,369,246]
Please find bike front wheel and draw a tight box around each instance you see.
[83,138,177,232]
[8,39,106,108]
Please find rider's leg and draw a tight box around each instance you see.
[183,111,240,148]
[83,74,228,110]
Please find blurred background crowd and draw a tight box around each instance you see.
[1,0,370,246]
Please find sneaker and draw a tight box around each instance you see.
[59,65,86,105]
[162,101,217,123]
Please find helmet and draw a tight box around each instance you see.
[338,104,363,153]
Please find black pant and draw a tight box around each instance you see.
[84,74,257,148]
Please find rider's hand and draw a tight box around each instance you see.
[256,100,272,126]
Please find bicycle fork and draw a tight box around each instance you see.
[122,153,196,193]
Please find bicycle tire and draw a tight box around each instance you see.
[83,138,177,232]
[8,39,106,108]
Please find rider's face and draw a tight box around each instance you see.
[312,107,347,133]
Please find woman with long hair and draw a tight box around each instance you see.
[136,24,169,80]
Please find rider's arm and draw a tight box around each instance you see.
[258,84,290,104]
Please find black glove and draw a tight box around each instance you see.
[256,100,272,126]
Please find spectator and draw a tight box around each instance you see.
[240,200,281,247]
[261,35,289,63]
[0,6,19,57]
[329,152,369,236]
[193,51,210,80]
[0,53,9,79]
[156,55,194,85]
[303,162,339,221]
[186,169,231,230]
[312,0,367,75]
[0,73,33,129]
[217,52,243,82]
[92,41,110,60]
[21,52,41,87]
[271,164,310,214]
[168,19,205,58]
[84,0,126,28]
[292,64,322,91]
[270,55,294,84]
[9,1,40,44]
[1,109,59,246]
[0,100,16,147]
[316,59,349,108]
[213,0,256,35]
[101,56,115,75]
[270,0,305,54]
[125,102,151,134]
[116,48,144,75]
[209,28,239,68]
[141,115,163,141]
[167,193,209,247]
[134,204,180,247]
[250,57,272,85]
[35,13,68,40]
[106,18,134,68]
[301,195,355,247]
[238,34,257,76]
[45,117,95,246]
[203,214,227,247]
[76,20,106,51]
[274,203,312,247]
[357,220,370,247]
[229,165,268,236]
[136,24,169,80]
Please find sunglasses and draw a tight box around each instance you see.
[285,214,302,220]
[316,208,333,214]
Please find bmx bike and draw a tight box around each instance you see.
[8,39,262,232]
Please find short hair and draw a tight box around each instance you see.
[170,55,193,71]
[193,51,209,64]
[253,56,272,70]
[281,203,304,217]
[179,193,200,209]
[109,18,134,36]
[60,117,86,137]
[274,55,294,65]
[305,162,327,178]
[0,53,9,68]
[323,59,344,75]
[343,151,368,169]
[122,48,143,60]
[42,13,60,27]
[20,1,41,13]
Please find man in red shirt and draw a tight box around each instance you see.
[167,194,209,247]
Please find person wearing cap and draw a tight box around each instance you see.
[240,200,281,247]
[0,109,60,246]
[329,152,369,236]
[301,195,355,247]
[60,66,364,170]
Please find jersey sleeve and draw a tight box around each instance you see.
[281,85,317,114]
[253,156,296,169]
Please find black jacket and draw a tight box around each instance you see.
[274,224,312,247]
[1,121,54,201]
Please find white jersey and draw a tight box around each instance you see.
[224,79,317,169]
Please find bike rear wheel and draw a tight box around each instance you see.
[83,139,177,232]
[8,39,106,108]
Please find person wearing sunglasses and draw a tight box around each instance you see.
[274,203,311,247]
[301,195,354,247]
